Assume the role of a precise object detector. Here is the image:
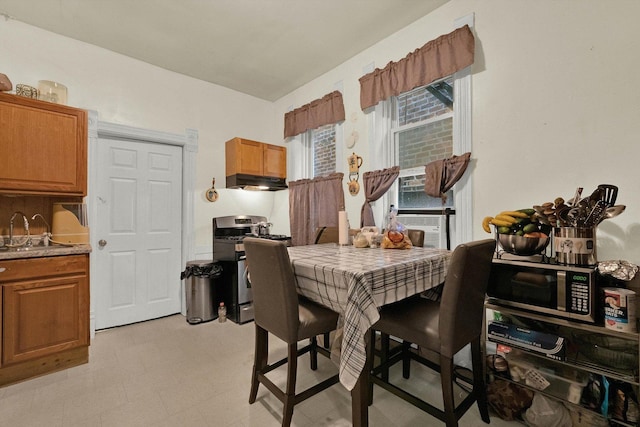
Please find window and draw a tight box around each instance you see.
[373,67,472,248]
[287,122,342,182]
[312,124,336,177]
[395,77,455,210]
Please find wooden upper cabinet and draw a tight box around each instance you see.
[225,137,286,179]
[0,93,88,196]
[263,144,286,179]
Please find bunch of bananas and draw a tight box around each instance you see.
[482,208,550,236]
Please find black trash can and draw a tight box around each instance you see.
[181,260,222,324]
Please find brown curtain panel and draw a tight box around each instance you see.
[424,152,471,203]
[289,173,345,246]
[360,166,400,227]
[284,91,346,138]
[359,25,474,110]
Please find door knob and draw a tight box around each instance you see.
[98,239,107,247]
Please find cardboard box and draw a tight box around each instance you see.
[487,321,566,361]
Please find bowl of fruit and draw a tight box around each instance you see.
[483,209,551,256]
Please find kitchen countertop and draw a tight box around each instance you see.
[0,244,92,260]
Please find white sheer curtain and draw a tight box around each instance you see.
[367,99,397,227]
[286,132,312,182]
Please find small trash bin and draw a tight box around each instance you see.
[181,260,222,324]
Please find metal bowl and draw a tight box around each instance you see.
[497,233,550,256]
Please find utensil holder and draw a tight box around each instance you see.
[554,227,596,266]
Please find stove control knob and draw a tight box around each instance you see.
[98,239,107,247]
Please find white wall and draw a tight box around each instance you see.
[0,18,284,258]
[274,0,640,264]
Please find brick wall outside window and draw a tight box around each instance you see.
[313,124,336,177]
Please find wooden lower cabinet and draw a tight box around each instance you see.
[0,254,89,386]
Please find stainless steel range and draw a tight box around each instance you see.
[213,215,291,324]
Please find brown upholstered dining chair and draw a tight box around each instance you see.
[367,239,496,427]
[314,226,359,244]
[407,229,425,247]
[243,237,340,427]
[313,226,340,244]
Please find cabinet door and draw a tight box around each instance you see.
[225,137,264,176]
[0,93,88,196]
[1,256,89,365]
[263,144,287,178]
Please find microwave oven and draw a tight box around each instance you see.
[487,257,597,323]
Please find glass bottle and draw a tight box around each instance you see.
[218,302,227,323]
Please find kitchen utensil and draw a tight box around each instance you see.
[601,204,626,222]
[249,221,273,236]
[597,184,618,207]
[566,207,581,227]
[569,187,583,206]
[584,200,607,227]
[556,205,571,227]
[206,178,219,202]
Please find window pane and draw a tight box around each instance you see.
[397,78,453,126]
[398,118,453,169]
[399,175,454,209]
[312,124,336,177]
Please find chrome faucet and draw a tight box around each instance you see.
[9,211,32,247]
[31,213,51,246]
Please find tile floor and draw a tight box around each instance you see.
[0,314,520,427]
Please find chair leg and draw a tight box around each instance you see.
[402,341,412,379]
[440,354,457,427]
[368,329,376,406]
[283,343,298,427]
[323,332,330,349]
[310,336,318,371]
[471,338,490,423]
[380,332,390,381]
[249,325,269,404]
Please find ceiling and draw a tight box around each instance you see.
[0,0,448,101]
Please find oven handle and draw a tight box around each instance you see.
[238,256,251,287]
[244,265,251,287]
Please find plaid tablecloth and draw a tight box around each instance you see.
[287,243,451,390]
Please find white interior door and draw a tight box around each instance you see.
[95,137,183,329]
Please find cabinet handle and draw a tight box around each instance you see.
[98,239,107,247]
[0,267,5,273]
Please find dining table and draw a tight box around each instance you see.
[287,243,452,426]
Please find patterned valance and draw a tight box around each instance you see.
[284,90,345,138]
[359,25,475,110]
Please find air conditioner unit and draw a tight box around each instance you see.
[397,214,450,249]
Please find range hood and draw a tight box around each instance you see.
[226,174,288,191]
